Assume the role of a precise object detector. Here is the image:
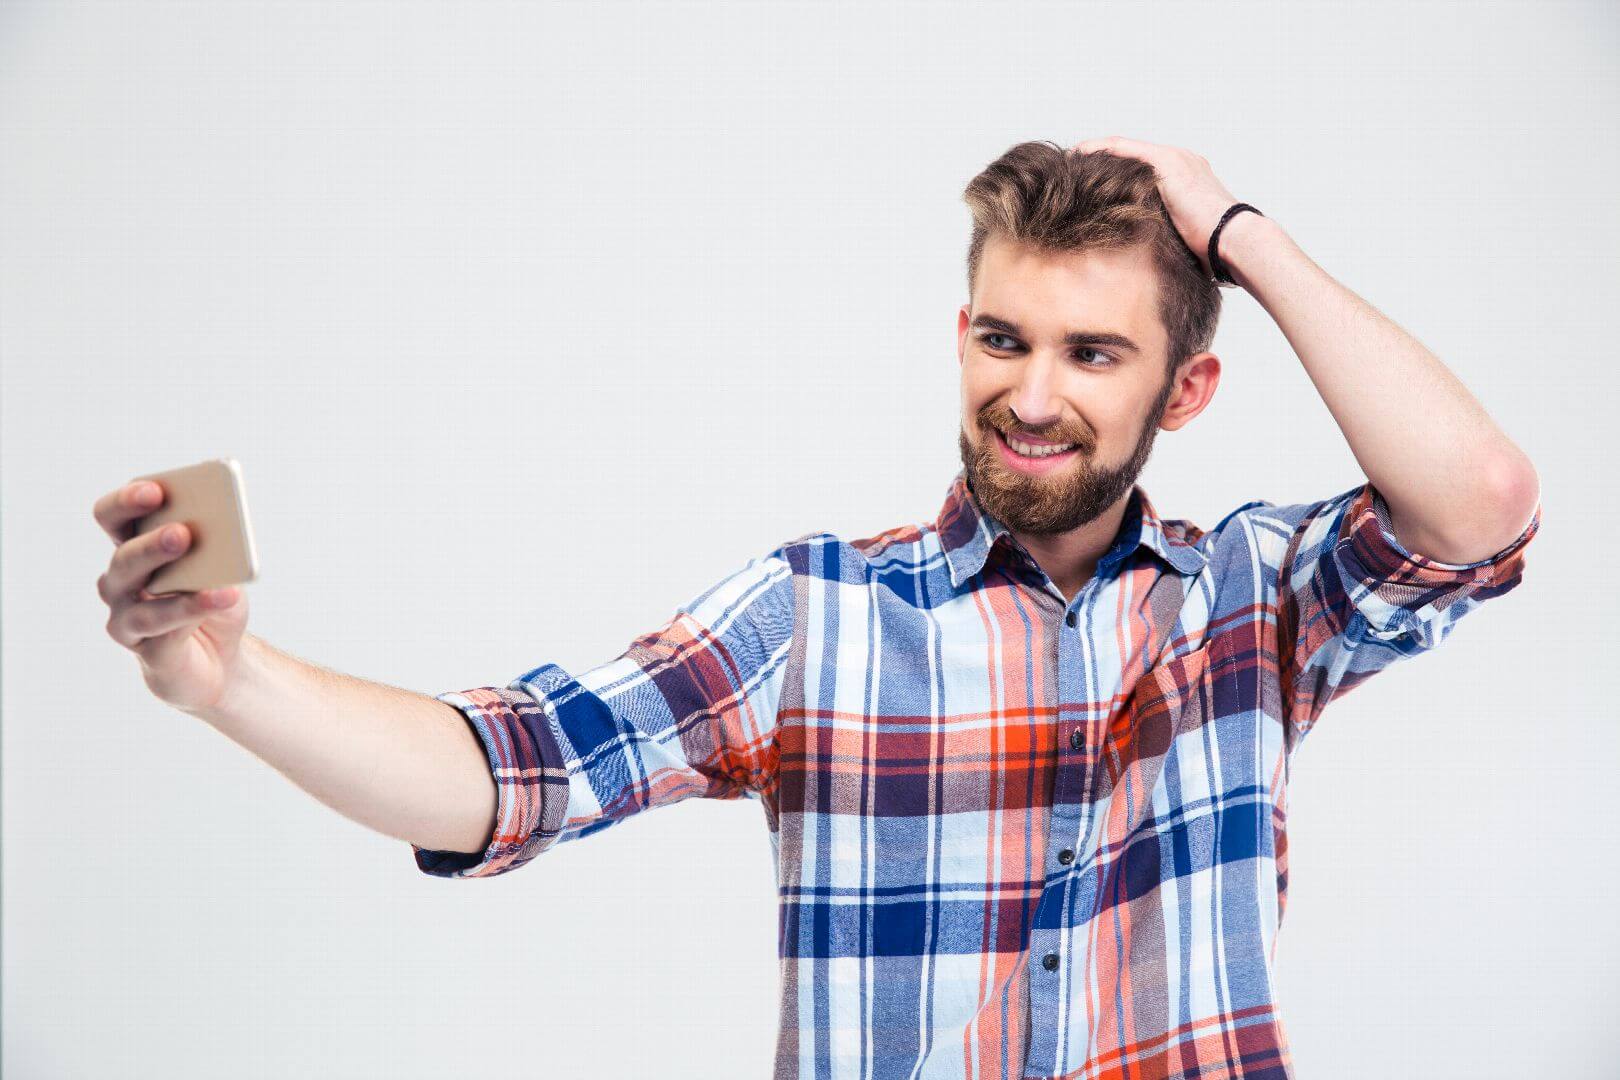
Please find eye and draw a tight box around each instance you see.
[978,332,1115,367]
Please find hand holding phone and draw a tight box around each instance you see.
[94,458,259,716]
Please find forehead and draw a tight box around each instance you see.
[975,234,1164,351]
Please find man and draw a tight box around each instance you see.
[96,137,1541,1079]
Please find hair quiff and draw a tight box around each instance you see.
[962,140,1221,381]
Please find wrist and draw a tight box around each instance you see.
[190,632,269,729]
[1214,211,1288,292]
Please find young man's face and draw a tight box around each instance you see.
[956,233,1216,536]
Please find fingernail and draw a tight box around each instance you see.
[136,484,159,504]
[163,525,184,550]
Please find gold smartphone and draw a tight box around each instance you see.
[129,457,260,596]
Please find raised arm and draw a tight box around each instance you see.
[1074,134,1541,561]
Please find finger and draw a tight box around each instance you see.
[100,520,191,604]
[107,589,218,649]
[1074,135,1128,153]
[1074,135,1159,159]
[132,620,203,674]
[94,481,164,544]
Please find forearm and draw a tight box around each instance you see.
[187,633,498,855]
[1219,212,1540,562]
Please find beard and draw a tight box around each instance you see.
[956,374,1177,537]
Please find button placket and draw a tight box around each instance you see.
[1055,596,1096,833]
[1027,587,1101,1076]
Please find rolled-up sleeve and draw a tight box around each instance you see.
[1252,482,1541,742]
[412,548,796,879]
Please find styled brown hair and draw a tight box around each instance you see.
[962,140,1221,382]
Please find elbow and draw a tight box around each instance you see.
[1490,449,1539,514]
[1480,450,1541,551]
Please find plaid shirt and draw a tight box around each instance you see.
[414,468,1540,1079]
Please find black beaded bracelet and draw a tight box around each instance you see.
[1207,202,1263,287]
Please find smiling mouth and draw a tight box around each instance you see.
[995,428,1081,459]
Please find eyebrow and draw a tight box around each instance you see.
[969,313,1142,357]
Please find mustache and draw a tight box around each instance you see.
[985,419,1090,452]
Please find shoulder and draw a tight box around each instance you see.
[765,519,939,585]
[1186,484,1368,572]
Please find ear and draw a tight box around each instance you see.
[1158,351,1221,432]
[957,304,973,366]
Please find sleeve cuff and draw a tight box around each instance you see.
[1335,483,1541,644]
[410,686,568,880]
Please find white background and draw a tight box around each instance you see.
[3,2,1615,1076]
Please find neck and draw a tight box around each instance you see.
[1008,491,1131,602]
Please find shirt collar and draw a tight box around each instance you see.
[935,467,1208,590]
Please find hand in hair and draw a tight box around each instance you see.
[1072,136,1245,279]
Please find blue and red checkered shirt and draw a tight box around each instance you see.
[414,467,1540,1079]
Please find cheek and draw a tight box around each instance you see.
[1091,390,1149,435]
[959,374,989,415]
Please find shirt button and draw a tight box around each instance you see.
[1064,611,1077,628]
[1057,848,1074,865]
[1070,728,1085,751]
[1042,952,1059,971]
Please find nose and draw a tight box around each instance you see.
[1007,354,1064,432]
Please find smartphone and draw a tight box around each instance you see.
[129,457,260,596]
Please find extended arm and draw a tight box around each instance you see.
[196,633,498,855]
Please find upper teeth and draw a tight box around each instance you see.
[1005,433,1075,457]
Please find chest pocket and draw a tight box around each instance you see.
[1094,567,1215,797]
[1099,641,1215,795]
